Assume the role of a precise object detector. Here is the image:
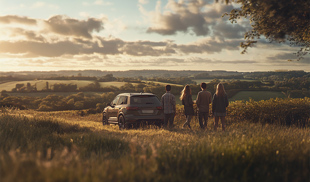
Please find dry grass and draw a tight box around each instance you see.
[1,108,309,182]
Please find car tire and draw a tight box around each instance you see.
[155,122,162,128]
[102,113,108,125]
[118,115,127,130]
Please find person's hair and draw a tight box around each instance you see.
[216,83,226,97]
[180,85,191,100]
[165,85,171,91]
[200,82,207,89]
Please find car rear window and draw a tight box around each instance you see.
[130,95,161,105]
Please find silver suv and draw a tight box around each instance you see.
[102,93,164,129]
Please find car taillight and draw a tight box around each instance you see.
[126,106,139,110]
[156,106,163,110]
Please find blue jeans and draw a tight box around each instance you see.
[164,113,175,128]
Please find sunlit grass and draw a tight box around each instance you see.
[230,91,286,101]
[1,109,309,181]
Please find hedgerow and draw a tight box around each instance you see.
[227,98,310,126]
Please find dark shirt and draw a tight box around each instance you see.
[212,93,229,113]
[182,94,194,115]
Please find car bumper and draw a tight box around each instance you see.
[124,114,164,123]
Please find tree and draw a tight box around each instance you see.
[221,0,310,60]
[120,83,135,92]
[1,90,9,97]
[15,83,24,91]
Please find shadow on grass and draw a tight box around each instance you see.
[0,114,129,159]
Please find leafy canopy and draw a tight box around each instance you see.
[219,0,310,60]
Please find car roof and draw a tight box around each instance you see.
[118,93,155,97]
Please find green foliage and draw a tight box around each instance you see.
[223,0,310,60]
[119,83,136,92]
[230,91,286,101]
[52,83,77,92]
[275,77,310,90]
[98,74,117,82]
[228,98,310,126]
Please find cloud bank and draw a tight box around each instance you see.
[0,0,308,72]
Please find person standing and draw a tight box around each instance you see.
[180,85,194,129]
[212,83,229,131]
[161,85,176,129]
[196,82,212,129]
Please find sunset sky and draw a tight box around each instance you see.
[0,0,309,72]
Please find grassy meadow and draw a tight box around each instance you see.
[0,105,309,182]
[230,91,286,101]
[193,79,258,84]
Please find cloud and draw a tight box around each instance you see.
[9,28,45,42]
[102,17,127,36]
[267,52,310,63]
[144,0,236,37]
[44,15,104,39]
[0,13,245,59]
[147,12,209,36]
[122,41,175,56]
[203,3,234,21]
[83,0,112,6]
[0,15,37,25]
[177,39,240,54]
[146,0,210,36]
[0,32,240,58]
[0,15,107,40]
[139,0,149,5]
[186,57,257,64]
[213,21,245,39]
[0,41,82,57]
[0,37,127,57]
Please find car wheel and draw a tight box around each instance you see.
[118,115,127,130]
[155,122,162,128]
[102,113,108,125]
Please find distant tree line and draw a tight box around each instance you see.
[1,78,309,113]
[0,92,118,113]
[243,71,309,81]
[193,72,244,80]
[5,76,310,97]
[145,77,196,85]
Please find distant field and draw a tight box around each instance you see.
[230,91,286,101]
[143,80,183,87]
[0,80,135,91]
[8,91,104,98]
[193,78,258,84]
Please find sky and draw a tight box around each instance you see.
[0,0,309,72]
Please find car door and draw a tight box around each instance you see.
[108,95,120,123]
[115,96,128,115]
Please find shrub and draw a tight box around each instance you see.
[227,98,310,126]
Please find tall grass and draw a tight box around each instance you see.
[0,104,309,181]
[228,97,310,126]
